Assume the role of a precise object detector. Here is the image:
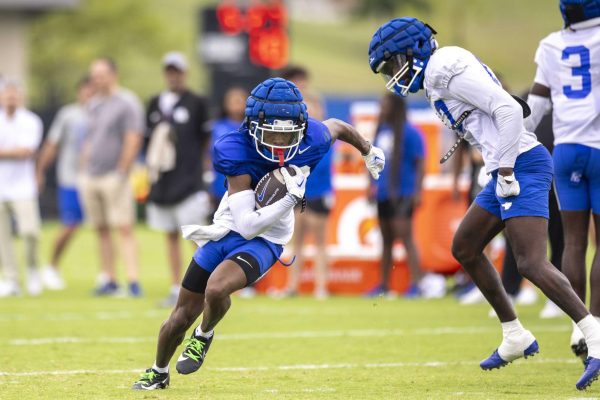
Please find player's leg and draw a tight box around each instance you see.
[560,211,590,303]
[394,198,422,296]
[553,143,593,357]
[371,200,394,296]
[505,216,588,320]
[505,215,600,389]
[132,260,209,390]
[176,259,248,375]
[451,204,514,320]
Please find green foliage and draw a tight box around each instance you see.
[28,0,170,106]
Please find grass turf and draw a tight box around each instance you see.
[0,223,593,399]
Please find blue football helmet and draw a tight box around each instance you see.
[368,17,438,97]
[560,0,600,27]
[245,78,308,165]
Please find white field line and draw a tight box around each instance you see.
[0,309,167,322]
[4,325,571,346]
[0,358,580,377]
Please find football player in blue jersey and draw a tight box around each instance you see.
[526,0,600,363]
[132,78,385,390]
[368,16,600,390]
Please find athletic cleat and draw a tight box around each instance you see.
[132,368,169,390]
[480,339,539,370]
[176,332,214,374]
[576,357,600,390]
[572,338,589,365]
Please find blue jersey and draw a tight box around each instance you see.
[211,117,332,245]
[210,118,242,199]
[374,122,425,201]
[305,146,333,199]
[213,117,332,188]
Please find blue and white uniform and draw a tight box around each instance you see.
[533,24,600,213]
[424,46,550,220]
[192,118,332,276]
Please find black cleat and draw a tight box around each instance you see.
[176,331,214,374]
[572,338,589,365]
[132,368,169,390]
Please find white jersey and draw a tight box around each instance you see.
[212,192,294,245]
[534,25,600,149]
[424,46,539,173]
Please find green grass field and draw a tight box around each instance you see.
[0,224,595,399]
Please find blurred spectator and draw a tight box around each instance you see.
[36,77,93,291]
[210,86,247,206]
[279,65,309,92]
[0,81,43,297]
[145,52,211,307]
[80,58,144,297]
[366,93,425,298]
[285,92,333,299]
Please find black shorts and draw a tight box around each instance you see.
[181,252,263,294]
[377,197,414,219]
[306,195,332,215]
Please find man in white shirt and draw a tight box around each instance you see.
[526,0,600,363]
[0,81,43,296]
[368,16,600,390]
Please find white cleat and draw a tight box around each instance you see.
[41,266,65,291]
[459,286,486,305]
[0,280,21,297]
[515,285,538,306]
[571,324,588,363]
[539,300,564,319]
[26,269,43,296]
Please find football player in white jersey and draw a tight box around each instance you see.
[527,0,600,363]
[368,16,600,390]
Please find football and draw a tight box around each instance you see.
[254,166,297,208]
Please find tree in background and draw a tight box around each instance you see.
[28,0,170,108]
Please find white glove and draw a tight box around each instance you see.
[362,144,385,180]
[496,172,520,198]
[280,165,309,202]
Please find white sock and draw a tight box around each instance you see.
[577,314,600,358]
[152,362,168,373]
[195,326,214,338]
[501,319,526,338]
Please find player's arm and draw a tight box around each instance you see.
[524,83,552,133]
[36,141,59,191]
[226,169,306,240]
[524,44,553,133]
[448,69,522,176]
[323,118,385,179]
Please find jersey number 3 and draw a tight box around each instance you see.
[562,46,591,99]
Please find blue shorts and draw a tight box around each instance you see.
[553,143,600,213]
[192,231,284,276]
[475,144,553,220]
[58,186,83,226]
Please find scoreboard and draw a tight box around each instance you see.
[198,0,289,107]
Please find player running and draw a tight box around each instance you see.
[368,16,600,390]
[132,78,384,390]
[526,0,600,362]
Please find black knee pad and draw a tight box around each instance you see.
[227,252,261,286]
[181,258,211,294]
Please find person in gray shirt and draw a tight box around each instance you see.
[79,58,144,297]
[37,76,93,291]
